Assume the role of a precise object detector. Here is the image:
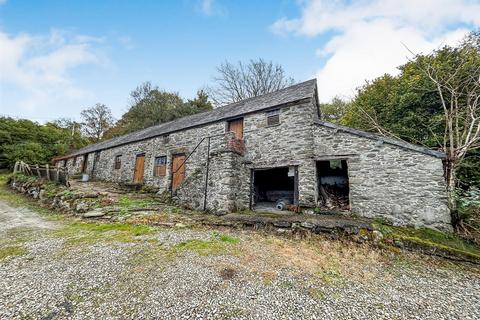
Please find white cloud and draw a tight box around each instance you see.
[198,0,226,16]
[0,29,104,117]
[271,0,480,102]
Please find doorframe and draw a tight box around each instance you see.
[133,153,146,183]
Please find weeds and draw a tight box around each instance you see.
[0,245,28,260]
[172,232,240,256]
[52,222,154,245]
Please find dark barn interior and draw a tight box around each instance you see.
[253,167,295,211]
[317,160,350,211]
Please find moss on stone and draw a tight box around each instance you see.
[374,222,480,261]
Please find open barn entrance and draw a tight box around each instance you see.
[317,160,350,211]
[252,166,297,212]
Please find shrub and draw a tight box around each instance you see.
[454,187,480,245]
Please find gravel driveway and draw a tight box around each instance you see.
[0,199,479,320]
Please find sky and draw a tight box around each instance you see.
[1,0,479,122]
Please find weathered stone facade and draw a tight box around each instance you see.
[312,125,450,229]
[61,80,450,229]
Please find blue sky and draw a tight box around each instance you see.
[1,0,479,122]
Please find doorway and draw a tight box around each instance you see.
[316,160,350,211]
[81,154,88,173]
[133,154,145,183]
[171,154,186,191]
[251,166,298,212]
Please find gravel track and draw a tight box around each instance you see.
[1,199,479,320]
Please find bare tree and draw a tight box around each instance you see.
[419,45,480,204]
[208,58,295,105]
[80,103,114,142]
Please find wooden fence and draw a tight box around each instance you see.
[13,161,70,187]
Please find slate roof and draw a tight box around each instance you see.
[67,79,317,157]
[314,120,445,158]
[64,78,444,160]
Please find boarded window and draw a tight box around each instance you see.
[154,156,167,176]
[266,109,280,126]
[114,155,122,169]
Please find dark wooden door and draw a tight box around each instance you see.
[172,154,186,191]
[228,118,244,139]
[133,154,145,183]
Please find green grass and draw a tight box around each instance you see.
[172,232,240,256]
[52,221,154,245]
[373,222,480,260]
[316,268,343,284]
[0,245,28,260]
[118,196,155,209]
[212,231,240,244]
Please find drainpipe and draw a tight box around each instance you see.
[203,136,211,211]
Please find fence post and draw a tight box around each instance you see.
[35,165,41,178]
[46,164,50,181]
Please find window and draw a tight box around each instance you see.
[114,155,122,169]
[154,156,167,176]
[73,157,77,165]
[266,109,280,126]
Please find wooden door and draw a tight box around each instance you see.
[228,118,243,139]
[172,154,186,191]
[133,154,145,183]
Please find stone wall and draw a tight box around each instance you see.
[313,124,450,229]
[242,101,318,206]
[65,101,318,209]
[63,97,450,229]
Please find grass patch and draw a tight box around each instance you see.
[373,222,480,261]
[53,221,154,245]
[212,231,240,244]
[0,245,28,260]
[172,232,240,256]
[118,196,155,209]
[316,267,343,284]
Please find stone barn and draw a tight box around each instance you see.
[55,80,451,229]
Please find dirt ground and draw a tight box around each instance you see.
[1,195,480,319]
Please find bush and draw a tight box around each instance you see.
[454,187,480,245]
